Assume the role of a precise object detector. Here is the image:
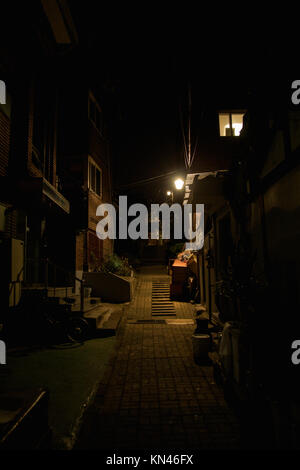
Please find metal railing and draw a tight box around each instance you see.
[8,265,24,308]
[25,258,85,313]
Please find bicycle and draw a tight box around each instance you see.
[40,302,90,345]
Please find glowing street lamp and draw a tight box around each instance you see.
[166,190,174,203]
[174,178,184,190]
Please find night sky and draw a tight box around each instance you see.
[34,4,299,201]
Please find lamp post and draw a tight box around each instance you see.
[166,190,173,203]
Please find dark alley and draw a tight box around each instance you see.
[0,1,300,461]
[75,265,240,451]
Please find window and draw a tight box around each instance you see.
[88,157,102,197]
[88,93,103,135]
[32,77,56,182]
[219,112,245,136]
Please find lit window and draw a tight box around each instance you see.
[88,158,102,197]
[219,112,244,136]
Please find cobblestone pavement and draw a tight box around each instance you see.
[75,266,241,450]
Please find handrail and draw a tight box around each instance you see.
[46,258,85,312]
[26,257,85,313]
[8,265,24,307]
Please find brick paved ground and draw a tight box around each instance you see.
[75,266,240,450]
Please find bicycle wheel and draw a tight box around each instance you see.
[66,317,89,343]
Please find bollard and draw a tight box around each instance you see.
[192,334,210,364]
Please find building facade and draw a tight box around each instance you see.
[58,74,114,290]
[185,83,300,448]
[0,1,78,313]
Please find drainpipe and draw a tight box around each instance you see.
[84,229,88,272]
[196,250,201,303]
[80,277,84,313]
[24,214,28,282]
[208,234,212,323]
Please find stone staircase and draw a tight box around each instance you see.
[83,303,124,335]
[21,286,123,336]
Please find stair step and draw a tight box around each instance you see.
[45,295,102,313]
[70,297,102,313]
[47,287,74,297]
[83,304,123,335]
[100,308,123,334]
[84,305,111,328]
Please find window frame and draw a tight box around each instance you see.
[88,92,103,136]
[88,156,102,198]
[218,110,245,137]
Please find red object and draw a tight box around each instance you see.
[170,259,188,299]
[172,260,187,267]
[172,260,188,283]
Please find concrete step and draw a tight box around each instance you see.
[47,287,74,298]
[83,304,124,335]
[21,287,102,314]
[46,294,102,313]
[63,296,102,313]
[100,307,123,334]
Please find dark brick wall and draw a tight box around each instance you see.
[0,110,10,176]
